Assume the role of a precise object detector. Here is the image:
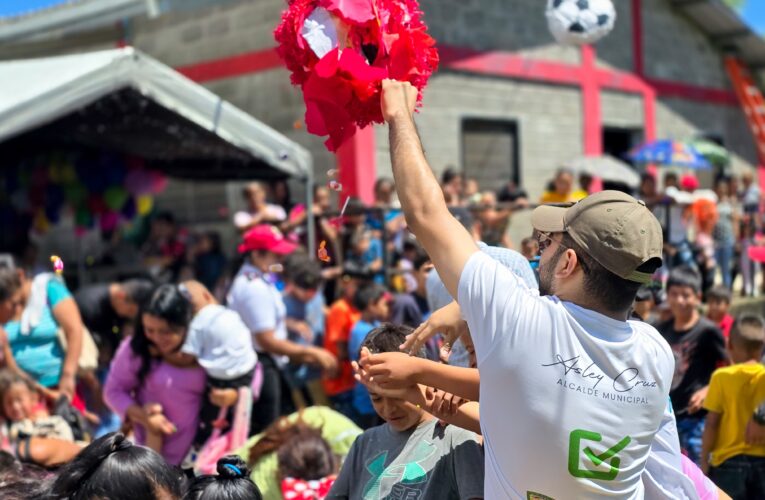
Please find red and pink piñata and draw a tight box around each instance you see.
[274,0,439,151]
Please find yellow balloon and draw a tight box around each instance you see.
[137,195,153,216]
[33,210,50,233]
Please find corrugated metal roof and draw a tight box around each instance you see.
[670,0,765,68]
[0,0,154,43]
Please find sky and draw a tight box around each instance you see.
[740,2,765,34]
[0,0,763,30]
[0,0,69,17]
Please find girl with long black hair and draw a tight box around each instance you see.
[104,285,206,466]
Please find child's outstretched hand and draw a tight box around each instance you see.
[400,301,468,361]
[358,349,424,389]
[425,387,466,426]
[352,352,410,400]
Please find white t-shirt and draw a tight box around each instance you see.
[458,252,674,499]
[181,304,257,381]
[233,205,287,230]
[227,263,289,365]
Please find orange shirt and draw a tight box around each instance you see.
[322,298,361,396]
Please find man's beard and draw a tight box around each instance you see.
[538,247,564,296]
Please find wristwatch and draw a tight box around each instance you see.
[754,406,765,426]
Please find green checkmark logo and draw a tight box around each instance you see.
[568,429,631,481]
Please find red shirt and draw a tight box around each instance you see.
[718,314,734,339]
[322,298,360,396]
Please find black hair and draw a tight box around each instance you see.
[341,261,374,281]
[183,456,262,500]
[205,231,223,255]
[0,265,21,302]
[284,255,323,290]
[0,452,49,500]
[441,167,461,185]
[130,284,192,384]
[559,233,660,314]
[353,284,388,312]
[353,283,387,311]
[640,173,655,184]
[666,265,702,295]
[277,429,336,481]
[374,177,394,193]
[361,323,426,359]
[49,433,187,500]
[121,279,155,307]
[344,197,366,217]
[706,285,732,304]
[154,212,176,225]
[521,237,538,248]
[635,285,654,303]
[729,315,765,356]
[412,252,431,272]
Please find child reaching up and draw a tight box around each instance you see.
[701,315,765,498]
[328,324,484,500]
[348,284,390,429]
[0,369,74,443]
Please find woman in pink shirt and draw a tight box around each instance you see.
[105,284,206,466]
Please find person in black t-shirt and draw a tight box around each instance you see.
[74,278,154,436]
[656,266,727,465]
[74,279,154,363]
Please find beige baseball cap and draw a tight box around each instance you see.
[531,191,663,284]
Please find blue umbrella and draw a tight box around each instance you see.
[628,139,711,169]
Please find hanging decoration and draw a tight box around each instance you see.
[546,0,616,46]
[0,151,169,236]
[274,0,440,152]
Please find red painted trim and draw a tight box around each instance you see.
[645,78,738,106]
[595,68,650,94]
[632,0,644,76]
[643,87,657,142]
[439,46,584,87]
[581,45,603,156]
[176,48,282,83]
[336,126,376,205]
[175,45,738,107]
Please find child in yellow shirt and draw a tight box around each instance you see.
[701,315,765,499]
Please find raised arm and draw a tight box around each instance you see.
[382,80,478,298]
[359,349,480,401]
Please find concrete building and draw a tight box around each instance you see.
[1,0,763,224]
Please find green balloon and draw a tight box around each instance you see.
[104,186,129,211]
[75,207,93,227]
[65,185,87,205]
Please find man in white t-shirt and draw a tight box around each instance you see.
[380,80,674,499]
[233,182,287,233]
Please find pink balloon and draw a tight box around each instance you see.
[149,171,168,194]
[100,211,120,232]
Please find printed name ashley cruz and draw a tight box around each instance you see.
[541,354,659,393]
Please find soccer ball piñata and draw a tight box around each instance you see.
[546,0,616,46]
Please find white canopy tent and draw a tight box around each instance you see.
[0,47,311,179]
[0,47,316,254]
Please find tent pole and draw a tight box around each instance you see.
[306,164,316,260]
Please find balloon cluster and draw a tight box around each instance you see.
[274,0,439,152]
[0,152,168,235]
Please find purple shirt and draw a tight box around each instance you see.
[104,338,206,465]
